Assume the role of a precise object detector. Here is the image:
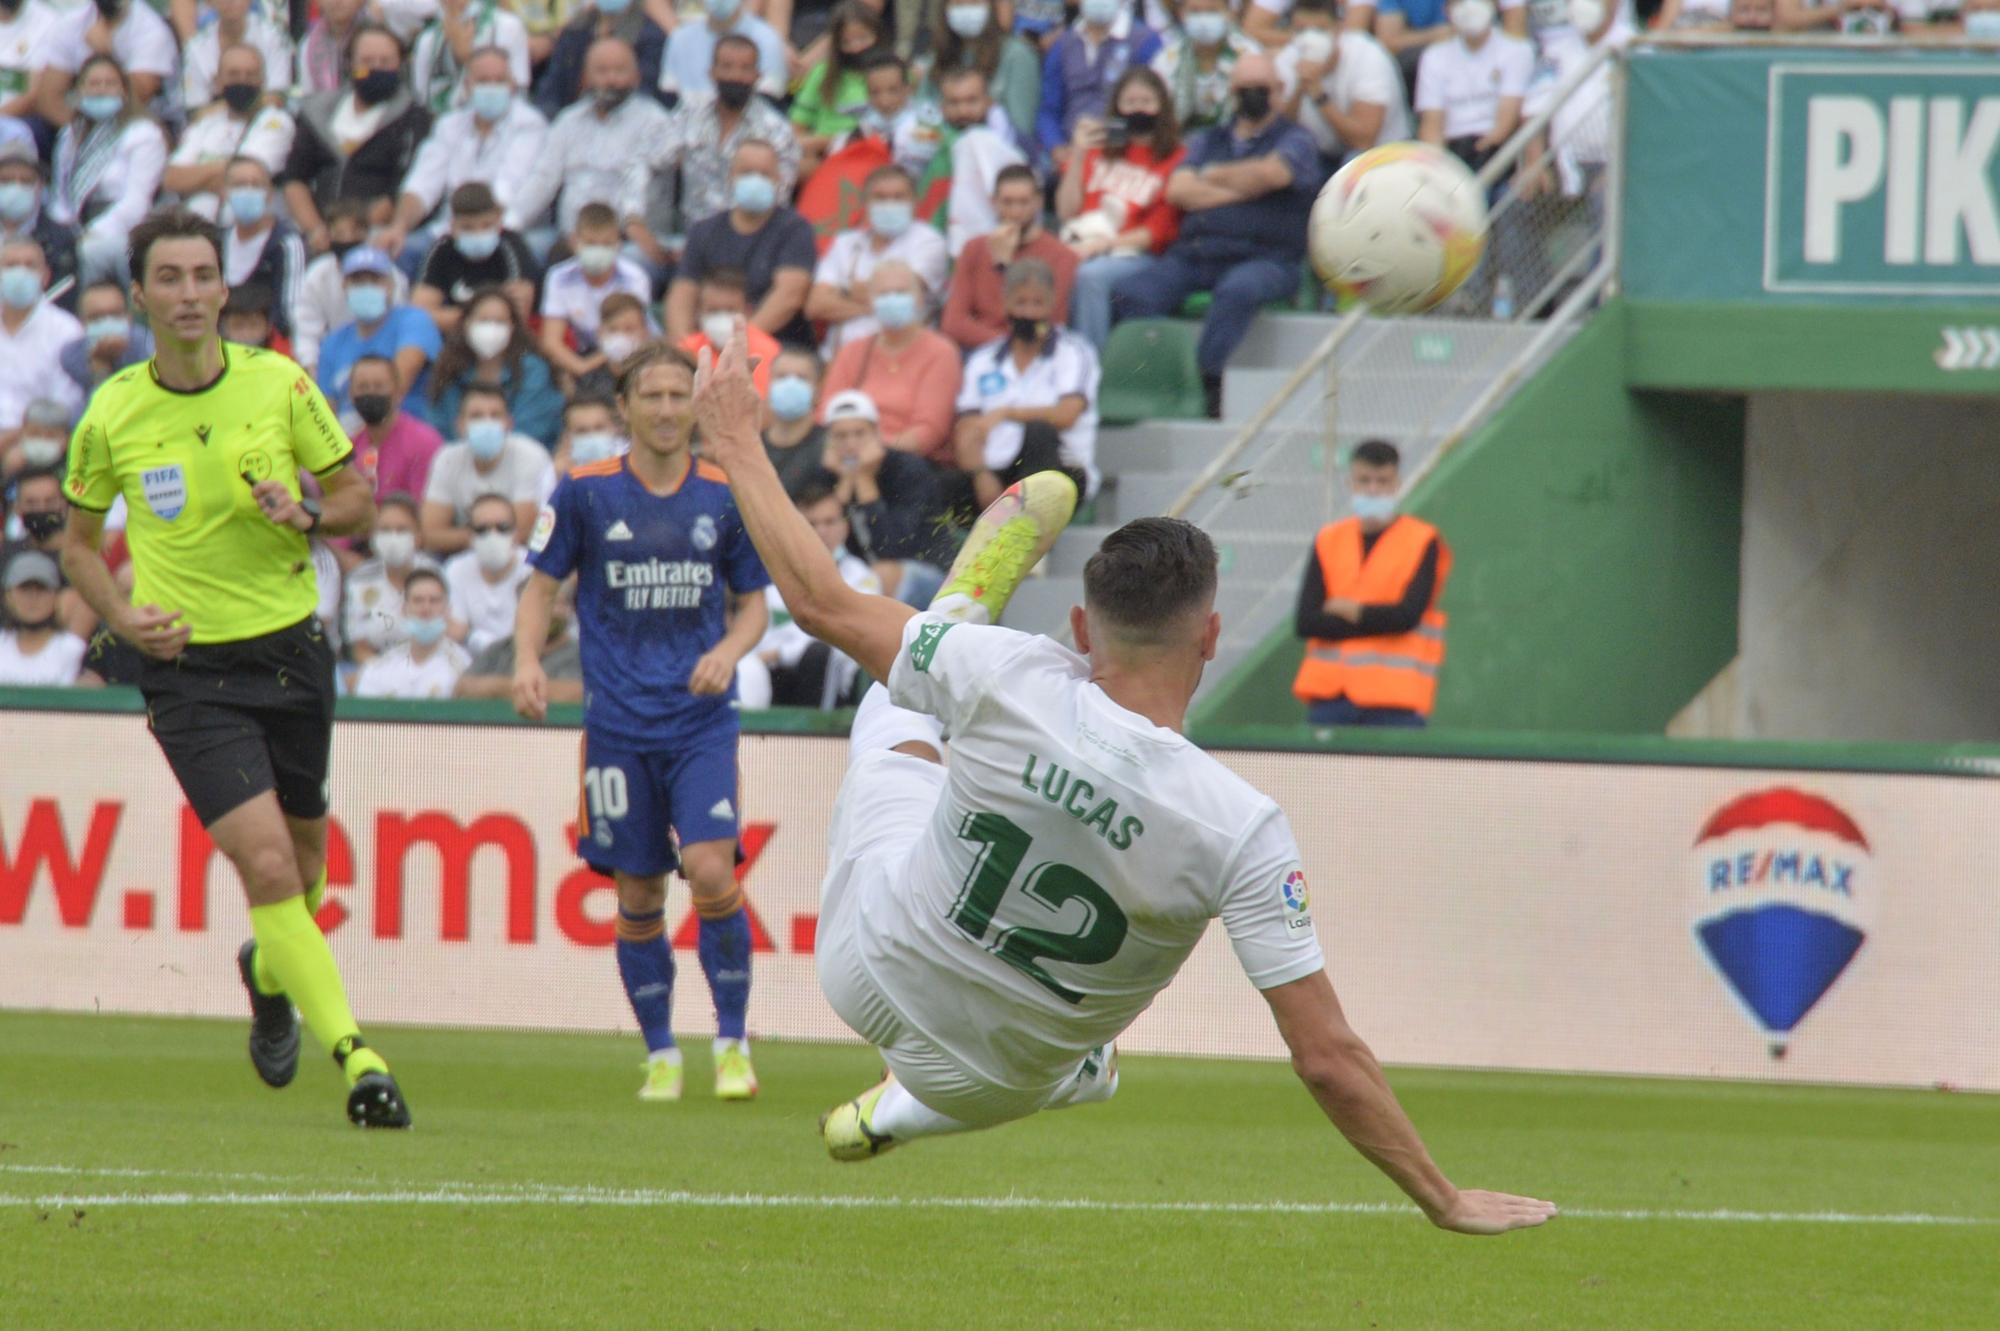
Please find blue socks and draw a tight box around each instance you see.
[697,904,752,1042]
[615,907,676,1054]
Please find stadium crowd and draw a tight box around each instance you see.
[0,0,1963,698]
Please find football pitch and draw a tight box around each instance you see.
[1,1013,1993,1329]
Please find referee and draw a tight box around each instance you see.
[59,209,409,1128]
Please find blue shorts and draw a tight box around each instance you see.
[576,728,741,879]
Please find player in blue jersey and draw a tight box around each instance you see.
[512,342,772,1102]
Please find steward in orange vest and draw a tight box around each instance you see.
[1292,446,1450,726]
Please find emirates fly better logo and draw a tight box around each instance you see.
[1690,788,1873,1058]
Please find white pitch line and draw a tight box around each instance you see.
[2,1183,1993,1227]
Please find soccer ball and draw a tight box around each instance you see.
[1307,142,1489,315]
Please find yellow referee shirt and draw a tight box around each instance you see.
[63,343,355,645]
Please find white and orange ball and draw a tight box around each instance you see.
[1307,142,1488,315]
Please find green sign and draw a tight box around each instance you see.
[1624,46,2000,304]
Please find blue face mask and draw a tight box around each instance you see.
[707,0,741,18]
[1183,11,1227,44]
[468,82,512,122]
[455,228,501,260]
[868,199,912,238]
[1080,0,1120,24]
[597,0,632,12]
[569,430,623,465]
[0,264,41,310]
[1967,9,2000,35]
[732,172,776,214]
[402,615,447,646]
[872,290,917,330]
[1350,492,1397,523]
[346,283,388,324]
[226,187,267,225]
[80,94,124,122]
[466,418,507,460]
[86,315,130,346]
[0,181,33,222]
[768,374,814,422]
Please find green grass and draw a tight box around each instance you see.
[1,1012,1995,1329]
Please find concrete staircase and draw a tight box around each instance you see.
[1000,311,1573,694]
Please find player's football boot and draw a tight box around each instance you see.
[346,1071,412,1129]
[819,1074,898,1162]
[639,1057,685,1102]
[932,471,1079,624]
[714,1040,759,1101]
[236,940,300,1089]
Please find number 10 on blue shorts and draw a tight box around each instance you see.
[577,731,741,879]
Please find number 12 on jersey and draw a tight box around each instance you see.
[948,811,1129,1005]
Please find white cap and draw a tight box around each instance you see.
[822,389,880,426]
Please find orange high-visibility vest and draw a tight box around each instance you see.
[1292,515,1451,714]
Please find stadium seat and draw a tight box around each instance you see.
[1099,320,1207,423]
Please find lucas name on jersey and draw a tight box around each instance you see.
[1021,752,1145,851]
[605,556,714,610]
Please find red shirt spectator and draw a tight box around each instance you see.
[942,164,1079,352]
[1073,141,1187,254]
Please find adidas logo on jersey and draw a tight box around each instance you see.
[709,798,734,820]
[606,520,635,541]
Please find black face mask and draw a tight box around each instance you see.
[21,509,65,542]
[1122,110,1159,138]
[353,68,401,105]
[353,394,394,426]
[94,0,122,17]
[220,82,260,114]
[10,609,58,631]
[594,84,633,113]
[330,238,360,262]
[714,79,753,111]
[1009,315,1046,344]
[1235,87,1272,122]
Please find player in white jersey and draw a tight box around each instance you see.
[691,329,1555,1236]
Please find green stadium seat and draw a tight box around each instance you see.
[1099,320,1207,423]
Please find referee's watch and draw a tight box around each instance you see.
[298,496,323,535]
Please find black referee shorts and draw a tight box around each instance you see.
[139,615,338,827]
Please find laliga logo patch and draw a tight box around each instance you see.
[1690,788,1871,1057]
[1281,868,1312,932]
[691,514,718,552]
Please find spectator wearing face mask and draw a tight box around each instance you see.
[163,44,297,222]
[1036,0,1164,168]
[583,291,654,402]
[1275,0,1409,167]
[663,0,789,100]
[817,389,955,606]
[665,140,818,347]
[220,283,291,357]
[59,281,151,399]
[821,261,962,465]
[790,1,891,175]
[1416,0,1533,174]
[538,2,668,117]
[1517,0,1631,220]
[956,258,1100,507]
[2,463,94,637]
[294,200,412,373]
[944,165,1078,352]
[283,24,435,258]
[933,66,1030,258]
[1151,0,1260,134]
[761,346,829,498]
[297,0,368,97]
[353,567,472,697]
[443,491,531,652]
[412,184,540,337]
[1057,67,1186,351]
[621,36,801,277]
[1379,0,1527,91]
[539,203,653,385]
[409,0,533,115]
[1292,439,1450,728]
[553,392,627,472]
[181,0,292,114]
[0,139,77,316]
[426,288,563,446]
[26,0,177,122]
[807,165,950,357]
[347,354,446,501]
[841,52,949,180]
[422,384,554,554]
[342,492,440,661]
[48,55,166,286]
[678,271,782,398]
[516,38,676,261]
[735,475,880,710]
[929,0,1043,147]
[380,50,549,276]
[217,157,307,337]
[317,245,444,414]
[2,402,72,483]
[0,550,85,685]
[455,574,585,700]
[0,240,85,434]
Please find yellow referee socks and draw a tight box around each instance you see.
[247,898,387,1086]
[248,870,330,994]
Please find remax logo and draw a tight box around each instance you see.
[1691,788,1872,1057]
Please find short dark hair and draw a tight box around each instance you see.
[793,473,841,510]
[224,283,273,319]
[565,392,618,421]
[1293,0,1338,16]
[450,181,499,217]
[575,201,618,232]
[129,207,223,286]
[862,164,913,195]
[599,291,647,325]
[994,163,1038,194]
[350,352,398,383]
[1081,517,1218,642]
[939,64,989,93]
[615,343,698,398]
[461,383,510,413]
[714,32,761,66]
[377,490,420,522]
[701,265,749,297]
[403,567,446,599]
[861,50,908,80]
[1351,439,1400,469]
[15,464,63,493]
[325,198,372,230]
[468,491,514,519]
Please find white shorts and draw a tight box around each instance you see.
[816,748,1117,1128]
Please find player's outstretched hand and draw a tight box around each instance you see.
[1430,1189,1559,1236]
[687,647,734,696]
[512,658,549,721]
[115,603,191,661]
[691,319,763,473]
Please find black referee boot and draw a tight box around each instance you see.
[236,940,301,1088]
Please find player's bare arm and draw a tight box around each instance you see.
[511,569,561,721]
[58,505,191,660]
[689,587,769,696]
[691,331,915,684]
[1262,969,1557,1235]
[249,462,376,537]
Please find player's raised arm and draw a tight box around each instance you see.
[692,326,916,684]
[1262,971,1558,1235]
